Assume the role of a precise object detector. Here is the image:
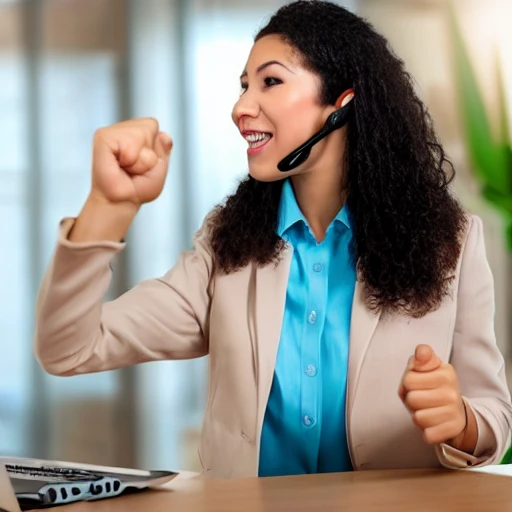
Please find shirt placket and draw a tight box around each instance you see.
[300,239,329,451]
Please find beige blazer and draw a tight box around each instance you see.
[34,214,512,478]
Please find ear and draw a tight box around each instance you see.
[335,88,355,109]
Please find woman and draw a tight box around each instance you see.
[34,0,511,478]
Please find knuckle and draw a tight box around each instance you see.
[402,373,414,391]
[145,128,156,145]
[412,410,423,428]
[119,138,141,164]
[448,372,458,387]
[446,388,460,405]
[404,391,417,410]
[442,364,456,383]
[124,135,140,152]
[142,117,159,131]
[423,429,437,445]
[93,126,109,142]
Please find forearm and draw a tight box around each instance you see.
[34,219,125,374]
[69,192,139,243]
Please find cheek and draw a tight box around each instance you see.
[270,96,323,146]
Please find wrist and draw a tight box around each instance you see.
[69,192,140,243]
[448,396,477,453]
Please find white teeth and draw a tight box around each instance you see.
[244,132,271,147]
[245,133,270,142]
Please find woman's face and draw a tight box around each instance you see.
[232,35,338,182]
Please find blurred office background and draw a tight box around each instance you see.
[1,0,511,471]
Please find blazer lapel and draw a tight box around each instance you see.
[254,245,293,437]
[347,279,381,414]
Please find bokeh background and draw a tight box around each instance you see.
[1,0,511,472]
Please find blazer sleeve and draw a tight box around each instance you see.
[436,215,512,469]
[34,217,213,376]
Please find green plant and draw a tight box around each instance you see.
[449,5,512,248]
[449,5,512,466]
[501,445,512,465]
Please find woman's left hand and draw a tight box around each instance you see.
[398,344,469,447]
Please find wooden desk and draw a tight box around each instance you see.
[46,469,512,512]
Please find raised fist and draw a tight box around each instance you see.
[91,118,173,207]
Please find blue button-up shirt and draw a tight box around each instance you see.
[258,179,356,477]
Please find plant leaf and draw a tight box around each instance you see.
[449,5,511,195]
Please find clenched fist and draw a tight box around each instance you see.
[398,344,471,448]
[92,118,173,207]
[70,118,173,243]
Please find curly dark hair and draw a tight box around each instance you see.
[208,0,467,317]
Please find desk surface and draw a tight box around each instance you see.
[48,469,512,512]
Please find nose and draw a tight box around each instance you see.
[231,90,260,127]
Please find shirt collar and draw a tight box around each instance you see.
[277,179,351,237]
[277,179,304,236]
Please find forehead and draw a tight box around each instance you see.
[243,34,299,73]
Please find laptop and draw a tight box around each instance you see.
[0,457,177,510]
[0,463,21,512]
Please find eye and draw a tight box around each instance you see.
[239,82,248,96]
[264,77,282,88]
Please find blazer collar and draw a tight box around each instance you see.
[254,244,293,445]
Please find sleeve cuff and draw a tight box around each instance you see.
[435,398,498,469]
[58,218,126,251]
[435,443,484,469]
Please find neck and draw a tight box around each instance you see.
[290,168,346,243]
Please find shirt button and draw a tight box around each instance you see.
[305,364,317,377]
[308,311,317,324]
[303,415,315,427]
[313,263,323,272]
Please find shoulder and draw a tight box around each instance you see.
[458,214,486,264]
[455,213,493,290]
[187,209,225,278]
[192,209,219,250]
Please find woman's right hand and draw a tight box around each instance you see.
[91,117,173,207]
[69,118,173,243]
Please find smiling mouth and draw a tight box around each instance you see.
[245,132,273,149]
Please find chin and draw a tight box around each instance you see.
[247,163,286,182]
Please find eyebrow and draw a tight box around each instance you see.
[240,60,294,80]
